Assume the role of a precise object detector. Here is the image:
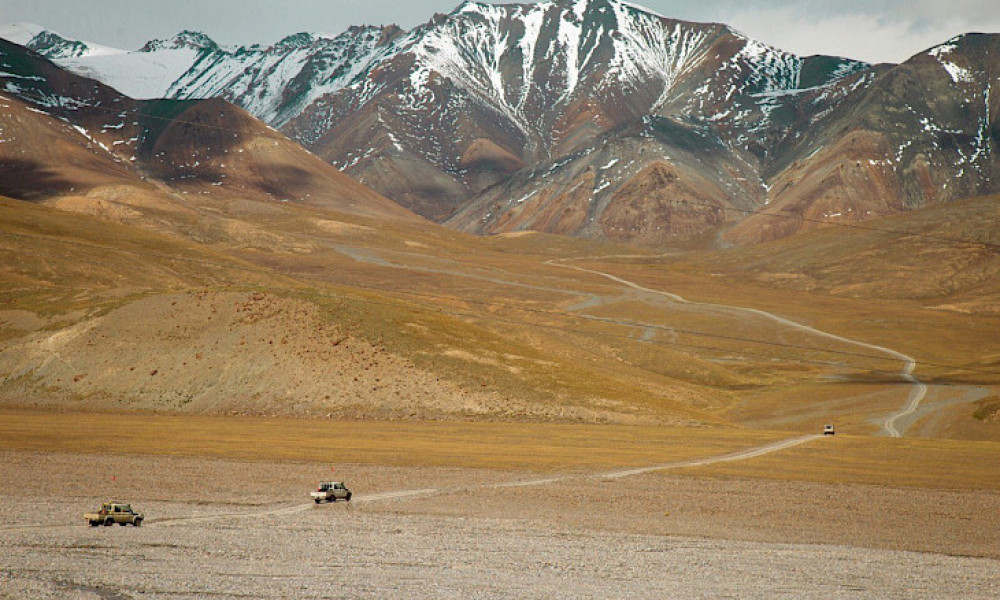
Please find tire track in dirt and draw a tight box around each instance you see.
[549,259,927,438]
[7,435,823,531]
[143,435,823,527]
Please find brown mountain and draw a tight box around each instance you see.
[725,33,1000,245]
[0,38,416,239]
[14,2,998,249]
[281,2,999,248]
[284,0,869,231]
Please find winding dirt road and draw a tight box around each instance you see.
[550,259,928,438]
[328,244,927,436]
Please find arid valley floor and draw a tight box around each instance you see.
[1,413,998,598]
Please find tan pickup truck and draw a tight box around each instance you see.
[85,502,144,527]
[311,481,352,503]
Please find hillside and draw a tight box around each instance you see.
[1,27,998,442]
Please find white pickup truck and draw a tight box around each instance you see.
[311,481,352,503]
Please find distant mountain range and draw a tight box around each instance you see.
[2,0,998,246]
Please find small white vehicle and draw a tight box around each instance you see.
[823,424,835,435]
[311,481,352,503]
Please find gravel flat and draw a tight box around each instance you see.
[2,450,998,599]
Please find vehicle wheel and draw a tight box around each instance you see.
[104,518,113,526]
[345,493,352,502]
[89,522,98,527]
[133,518,142,527]
[314,498,321,504]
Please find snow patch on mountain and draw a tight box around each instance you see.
[608,2,713,111]
[929,42,975,83]
[59,48,201,98]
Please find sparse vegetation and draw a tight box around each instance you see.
[973,396,1000,422]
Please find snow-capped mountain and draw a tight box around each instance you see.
[9,23,403,122]
[165,26,403,127]
[0,22,123,59]
[284,0,873,222]
[724,32,1000,244]
[4,0,998,245]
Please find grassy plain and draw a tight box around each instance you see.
[2,410,998,492]
[679,433,1000,490]
[0,409,784,471]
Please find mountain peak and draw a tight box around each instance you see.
[141,30,218,53]
[0,23,123,59]
[275,31,317,49]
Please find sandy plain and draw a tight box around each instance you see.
[2,437,998,599]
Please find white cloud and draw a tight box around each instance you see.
[720,1,1000,63]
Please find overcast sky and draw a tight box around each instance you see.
[3,0,999,64]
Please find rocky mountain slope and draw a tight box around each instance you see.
[0,38,415,230]
[285,0,872,224]
[724,33,1000,245]
[3,1,999,247]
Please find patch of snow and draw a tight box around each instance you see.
[386,130,404,152]
[929,42,974,83]
[940,60,974,84]
[0,71,44,81]
[608,3,712,112]
[59,48,201,98]
[513,190,537,204]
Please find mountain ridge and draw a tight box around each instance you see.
[3,1,998,246]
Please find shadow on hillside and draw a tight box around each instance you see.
[254,164,314,199]
[0,158,73,200]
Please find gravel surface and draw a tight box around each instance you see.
[2,450,998,599]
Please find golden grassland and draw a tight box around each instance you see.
[3,194,1000,438]
[2,410,997,491]
[678,433,1000,490]
[0,409,786,471]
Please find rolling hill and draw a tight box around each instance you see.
[1,23,998,442]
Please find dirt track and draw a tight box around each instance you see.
[2,448,997,599]
[550,259,935,438]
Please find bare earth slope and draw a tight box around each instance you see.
[2,27,999,439]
